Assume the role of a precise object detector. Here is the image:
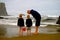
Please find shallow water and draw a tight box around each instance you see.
[0,24,59,38]
[0,19,59,37]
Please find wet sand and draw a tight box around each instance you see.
[0,24,59,37]
[0,24,60,40]
[0,33,60,40]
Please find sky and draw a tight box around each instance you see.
[0,0,60,16]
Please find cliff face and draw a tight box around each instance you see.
[0,3,8,16]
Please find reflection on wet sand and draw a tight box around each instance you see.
[0,24,59,38]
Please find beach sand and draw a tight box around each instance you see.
[0,33,60,40]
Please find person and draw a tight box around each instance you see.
[17,14,25,36]
[26,15,32,35]
[27,9,41,34]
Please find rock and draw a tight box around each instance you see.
[0,17,4,19]
[57,29,60,32]
[56,16,60,25]
[0,3,8,16]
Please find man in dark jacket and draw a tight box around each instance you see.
[27,9,41,34]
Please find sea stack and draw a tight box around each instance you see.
[0,3,8,16]
[56,16,60,25]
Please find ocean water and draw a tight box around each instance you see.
[0,17,59,37]
[0,16,57,25]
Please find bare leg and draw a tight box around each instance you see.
[27,30,31,36]
[27,27,31,36]
[19,27,23,36]
[34,26,39,34]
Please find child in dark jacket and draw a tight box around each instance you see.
[26,15,32,35]
[17,14,24,36]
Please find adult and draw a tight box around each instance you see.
[27,9,41,34]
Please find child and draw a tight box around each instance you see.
[26,15,32,35]
[17,14,24,36]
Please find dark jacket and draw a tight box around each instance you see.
[30,9,41,20]
[26,19,32,27]
[17,18,24,27]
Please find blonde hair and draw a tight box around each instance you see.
[19,14,22,18]
[27,15,30,19]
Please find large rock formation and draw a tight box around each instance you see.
[56,16,60,32]
[56,16,60,25]
[0,3,8,16]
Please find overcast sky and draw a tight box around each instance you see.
[0,0,60,16]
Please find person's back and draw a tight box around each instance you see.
[30,9,41,20]
[27,9,41,34]
[18,18,24,27]
[26,16,32,27]
[26,15,32,35]
[17,14,25,36]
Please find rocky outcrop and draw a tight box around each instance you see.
[0,3,8,16]
[56,16,60,25]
